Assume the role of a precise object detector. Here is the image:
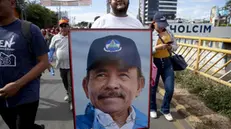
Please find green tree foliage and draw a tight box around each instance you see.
[175,70,231,119]
[76,21,89,27]
[25,3,58,28]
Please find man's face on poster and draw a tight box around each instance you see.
[83,62,144,114]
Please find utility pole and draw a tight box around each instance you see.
[59,5,61,19]
[107,0,110,13]
[15,0,24,19]
[56,4,61,20]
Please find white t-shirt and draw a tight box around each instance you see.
[91,13,143,28]
[49,33,70,69]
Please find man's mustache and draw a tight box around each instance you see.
[98,90,126,100]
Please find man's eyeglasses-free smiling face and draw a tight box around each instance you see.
[82,63,145,114]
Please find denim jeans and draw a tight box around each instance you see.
[150,57,175,114]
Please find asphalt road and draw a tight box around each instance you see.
[0,70,193,129]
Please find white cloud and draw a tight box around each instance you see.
[177,5,212,20]
[178,0,186,4]
[51,8,137,24]
[47,6,94,23]
[69,11,137,24]
[178,0,212,3]
[176,0,217,20]
[190,0,213,2]
[63,7,83,12]
[68,12,105,23]
[47,6,82,12]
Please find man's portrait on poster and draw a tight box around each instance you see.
[76,35,148,129]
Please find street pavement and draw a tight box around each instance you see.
[0,70,193,129]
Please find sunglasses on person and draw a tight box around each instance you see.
[60,24,69,28]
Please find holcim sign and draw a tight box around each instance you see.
[169,24,212,33]
[166,23,231,38]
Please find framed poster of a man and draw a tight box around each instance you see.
[69,29,152,129]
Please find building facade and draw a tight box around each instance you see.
[139,0,177,25]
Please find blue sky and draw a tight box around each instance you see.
[45,0,227,23]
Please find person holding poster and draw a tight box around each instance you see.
[91,0,143,28]
[150,12,178,121]
[91,0,157,121]
[76,35,148,129]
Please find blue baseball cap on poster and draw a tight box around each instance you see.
[86,35,141,71]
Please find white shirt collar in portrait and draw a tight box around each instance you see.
[94,106,136,129]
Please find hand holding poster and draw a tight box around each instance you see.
[69,29,152,129]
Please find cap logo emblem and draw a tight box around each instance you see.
[104,39,122,52]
